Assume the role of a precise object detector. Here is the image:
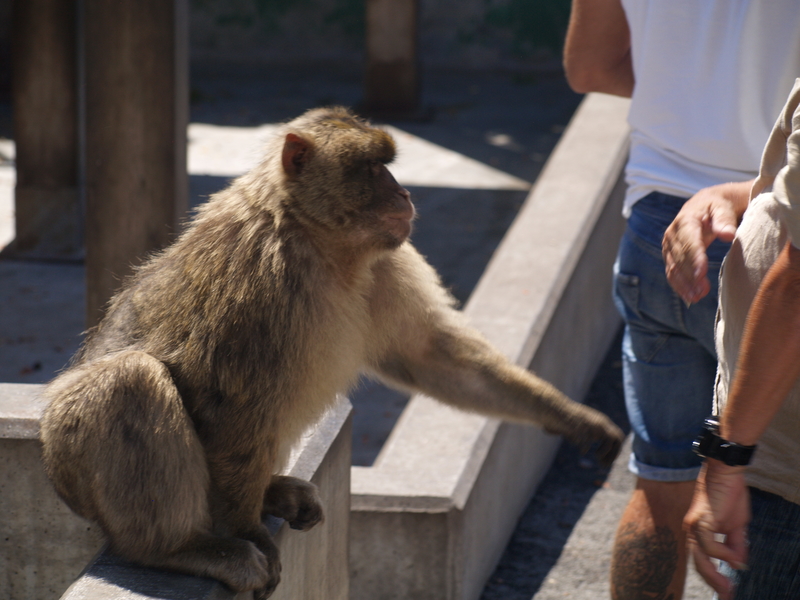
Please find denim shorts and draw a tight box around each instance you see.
[613,192,730,481]
[719,488,800,599]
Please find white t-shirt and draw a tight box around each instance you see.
[620,0,800,216]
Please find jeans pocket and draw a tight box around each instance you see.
[613,271,641,322]
[615,270,671,363]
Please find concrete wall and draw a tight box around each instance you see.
[0,384,352,600]
[0,384,103,600]
[350,92,631,600]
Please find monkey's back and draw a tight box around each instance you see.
[70,189,377,459]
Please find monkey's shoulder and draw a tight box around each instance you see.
[358,242,461,355]
[369,242,457,309]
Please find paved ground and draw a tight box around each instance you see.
[481,331,709,600]
[0,64,712,599]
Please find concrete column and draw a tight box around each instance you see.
[364,0,419,115]
[83,0,189,327]
[10,0,81,259]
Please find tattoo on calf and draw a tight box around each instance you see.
[611,523,678,600]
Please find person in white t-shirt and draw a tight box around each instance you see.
[563,1,800,598]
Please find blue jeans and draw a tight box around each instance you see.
[613,192,730,481]
[718,488,800,599]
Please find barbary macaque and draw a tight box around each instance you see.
[40,107,623,599]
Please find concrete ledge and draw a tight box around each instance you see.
[0,385,352,600]
[350,92,631,600]
[0,384,104,600]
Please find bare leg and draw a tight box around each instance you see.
[262,475,324,531]
[610,478,695,600]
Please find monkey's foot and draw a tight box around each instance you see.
[262,475,324,531]
[157,534,280,595]
[238,526,283,598]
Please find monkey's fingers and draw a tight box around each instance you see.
[567,417,624,468]
[254,582,278,600]
[593,431,623,468]
[262,476,324,531]
[588,417,624,467]
[287,502,324,531]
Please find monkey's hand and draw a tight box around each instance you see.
[544,407,624,468]
[262,475,324,531]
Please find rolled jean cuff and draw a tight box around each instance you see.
[628,454,702,482]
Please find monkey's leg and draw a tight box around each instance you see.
[145,493,280,596]
[262,475,324,531]
[376,325,624,466]
[41,351,278,593]
[208,503,282,598]
[204,449,286,596]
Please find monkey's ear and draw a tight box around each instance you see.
[282,133,313,177]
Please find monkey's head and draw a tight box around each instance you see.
[274,107,415,251]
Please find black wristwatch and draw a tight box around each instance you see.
[692,417,757,467]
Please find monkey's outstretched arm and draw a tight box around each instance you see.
[375,322,623,466]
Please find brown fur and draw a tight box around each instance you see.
[40,107,623,598]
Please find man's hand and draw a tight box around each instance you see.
[684,460,750,600]
[662,181,751,304]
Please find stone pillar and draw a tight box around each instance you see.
[83,0,189,327]
[364,0,419,115]
[10,0,81,259]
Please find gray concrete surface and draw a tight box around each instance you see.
[0,403,105,599]
[480,332,710,600]
[0,65,712,599]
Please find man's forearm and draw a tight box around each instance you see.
[722,241,800,445]
[684,241,800,595]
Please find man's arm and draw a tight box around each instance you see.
[684,240,800,599]
[563,0,633,97]
[662,180,752,304]
[721,241,800,443]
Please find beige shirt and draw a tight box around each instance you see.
[715,78,800,505]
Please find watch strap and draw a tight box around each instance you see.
[692,417,757,467]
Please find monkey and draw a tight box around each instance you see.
[39,106,623,599]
